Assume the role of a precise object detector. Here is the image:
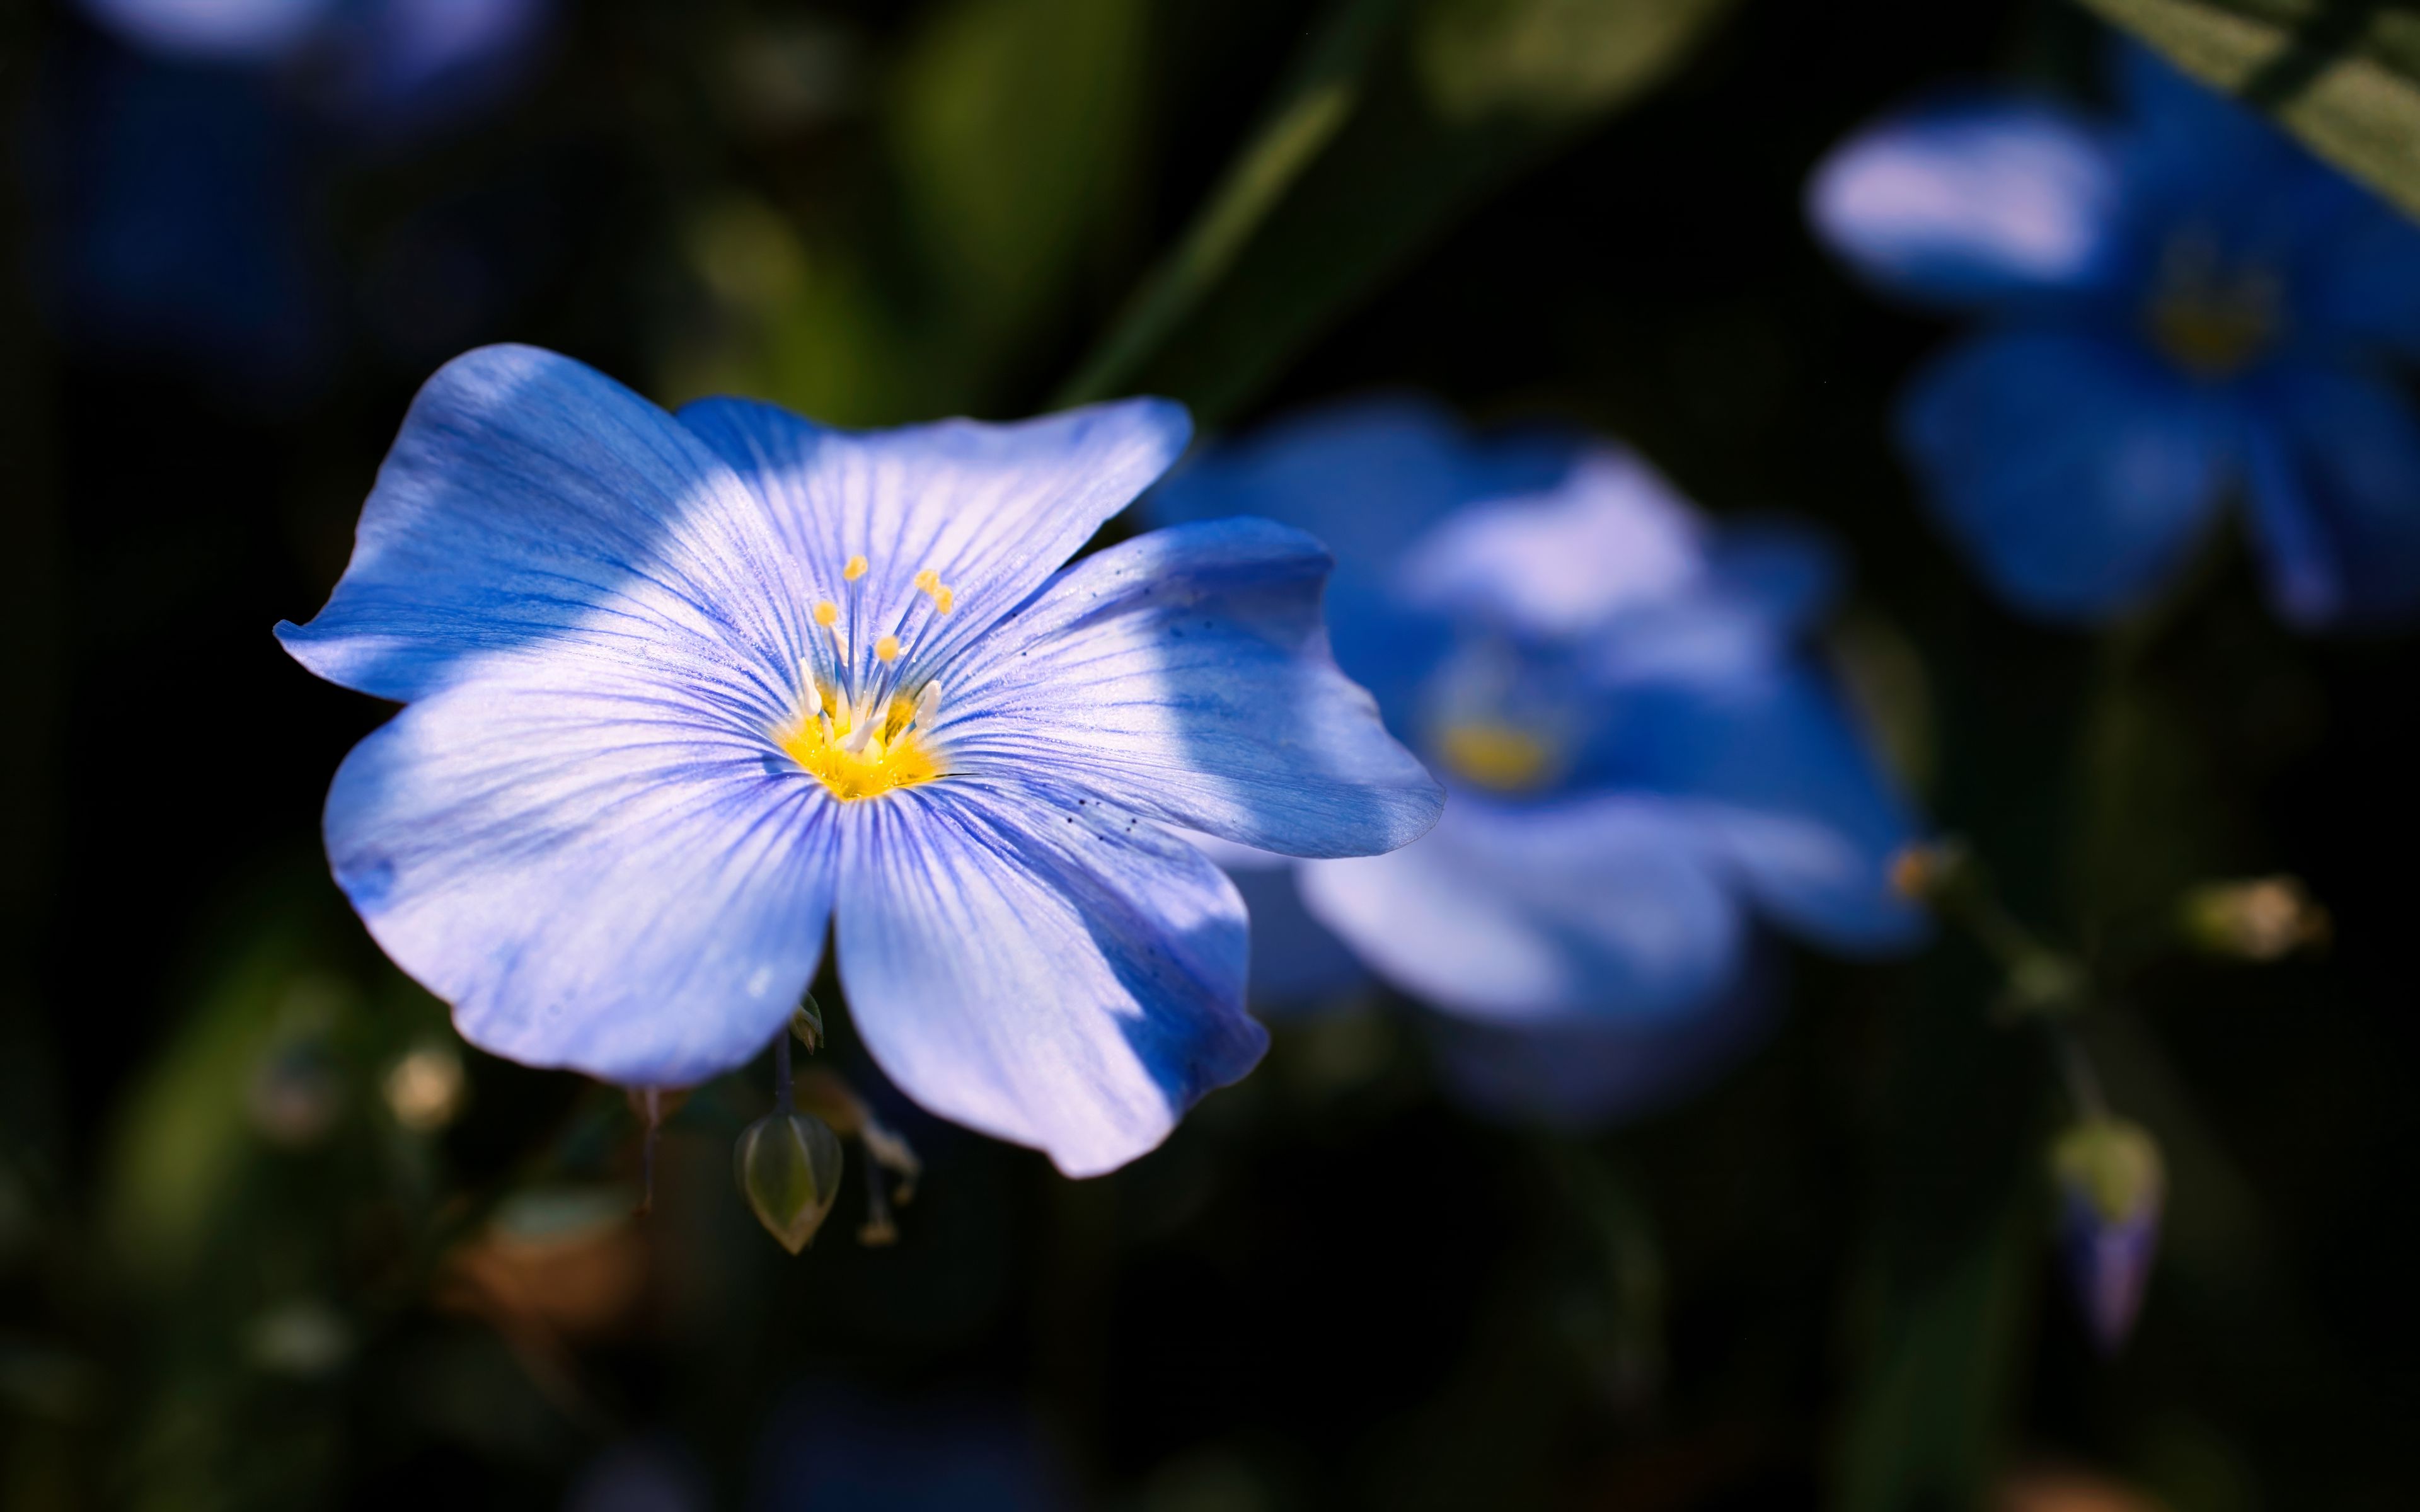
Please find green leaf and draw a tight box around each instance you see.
[2075,0,2420,220]
[1057,0,1741,423]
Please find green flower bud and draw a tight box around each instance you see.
[2051,1116,2165,1353]
[2179,876,2329,961]
[734,1109,843,1254]
[791,992,826,1053]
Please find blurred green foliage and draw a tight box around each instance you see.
[2082,0,2420,217]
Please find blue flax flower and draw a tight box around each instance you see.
[1151,399,1923,1125]
[277,346,1441,1175]
[1809,45,2420,627]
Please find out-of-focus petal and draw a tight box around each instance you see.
[80,0,329,62]
[1395,447,1709,638]
[943,518,1443,859]
[1426,959,1778,1129]
[319,0,556,135]
[1231,862,1371,1009]
[2294,189,2420,362]
[1587,671,1925,954]
[1896,328,2233,622]
[1145,396,1574,721]
[1808,94,2124,309]
[323,661,839,1087]
[1297,796,1746,1026]
[2242,363,2420,627]
[277,345,814,705]
[833,781,1266,1178]
[677,394,1190,677]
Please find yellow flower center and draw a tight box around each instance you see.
[1434,719,1555,792]
[779,689,945,801]
[2148,234,2277,379]
[775,551,961,801]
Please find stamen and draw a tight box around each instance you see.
[914,679,943,728]
[875,635,901,663]
[913,568,940,595]
[843,555,868,582]
[813,601,838,628]
[934,587,954,615]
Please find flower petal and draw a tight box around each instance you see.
[1583,669,1924,954]
[277,344,814,707]
[2242,362,2420,627]
[1426,959,1778,1130]
[1296,795,1746,1026]
[676,394,1192,677]
[942,517,1443,858]
[323,660,839,1086]
[833,781,1266,1178]
[1896,328,2233,622]
[1809,94,2124,309]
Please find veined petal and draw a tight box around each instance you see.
[1297,795,1746,1026]
[323,661,839,1086]
[2242,362,2420,628]
[938,518,1443,859]
[833,781,1266,1178]
[1809,94,2124,309]
[677,394,1191,680]
[277,344,814,710]
[1896,328,2233,622]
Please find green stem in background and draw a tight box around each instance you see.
[1051,0,1401,410]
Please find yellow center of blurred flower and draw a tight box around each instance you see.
[2148,235,2277,379]
[1434,719,1555,792]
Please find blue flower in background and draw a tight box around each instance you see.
[1151,399,1923,1126]
[1810,45,2420,628]
[279,346,1439,1176]
[29,50,332,394]
[80,0,553,134]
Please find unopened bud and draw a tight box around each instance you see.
[790,992,826,1053]
[1887,839,1966,903]
[2179,876,2329,962]
[734,1110,843,1254]
[2051,1116,2164,1354]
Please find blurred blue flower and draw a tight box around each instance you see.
[278,346,1440,1176]
[80,0,553,134]
[747,1385,1071,1512]
[1151,398,1923,1126]
[1810,45,2420,627]
[28,50,332,394]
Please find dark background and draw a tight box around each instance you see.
[3,1,2415,1507]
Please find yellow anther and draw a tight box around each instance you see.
[843,555,869,582]
[913,568,941,595]
[813,600,839,627]
[875,635,901,663]
[933,587,955,615]
[1436,721,1555,793]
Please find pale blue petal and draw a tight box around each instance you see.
[1146,393,1576,571]
[833,781,1267,1178]
[940,518,1443,859]
[1233,862,1371,1009]
[81,0,330,61]
[1896,329,2233,622]
[1426,959,1778,1130]
[277,344,815,706]
[677,394,1191,692]
[1395,446,1710,638]
[1144,396,1571,721]
[323,660,838,1087]
[1296,795,1746,1026]
[1587,670,1924,954]
[2242,363,2420,627]
[1808,94,2124,309]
